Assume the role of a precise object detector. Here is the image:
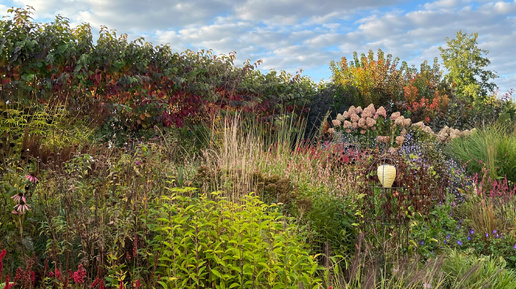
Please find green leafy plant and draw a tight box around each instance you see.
[150,189,321,289]
[448,122,516,182]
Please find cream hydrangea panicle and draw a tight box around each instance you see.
[395,136,405,146]
[358,118,366,128]
[366,117,376,127]
[390,111,401,121]
[376,106,387,118]
[394,116,405,126]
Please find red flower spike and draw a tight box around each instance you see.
[3,274,13,289]
[73,264,87,284]
[14,268,22,283]
[90,277,99,288]
[0,249,5,277]
[119,280,124,289]
[99,279,104,289]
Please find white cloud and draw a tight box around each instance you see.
[423,0,461,10]
[13,0,235,31]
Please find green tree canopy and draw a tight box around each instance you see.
[439,31,498,102]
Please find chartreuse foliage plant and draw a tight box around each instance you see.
[150,189,321,289]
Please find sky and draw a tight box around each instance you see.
[1,0,515,95]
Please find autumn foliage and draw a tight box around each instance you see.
[0,7,315,131]
[331,49,458,128]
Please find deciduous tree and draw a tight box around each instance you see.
[439,31,498,102]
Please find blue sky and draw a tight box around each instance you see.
[1,0,515,95]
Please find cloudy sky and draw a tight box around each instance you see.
[1,0,515,95]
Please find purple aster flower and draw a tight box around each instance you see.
[467,236,471,241]
[513,244,516,250]
[486,233,489,237]
[446,234,450,239]
[470,229,474,234]
[493,230,497,234]
[457,240,463,246]
[420,240,424,245]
